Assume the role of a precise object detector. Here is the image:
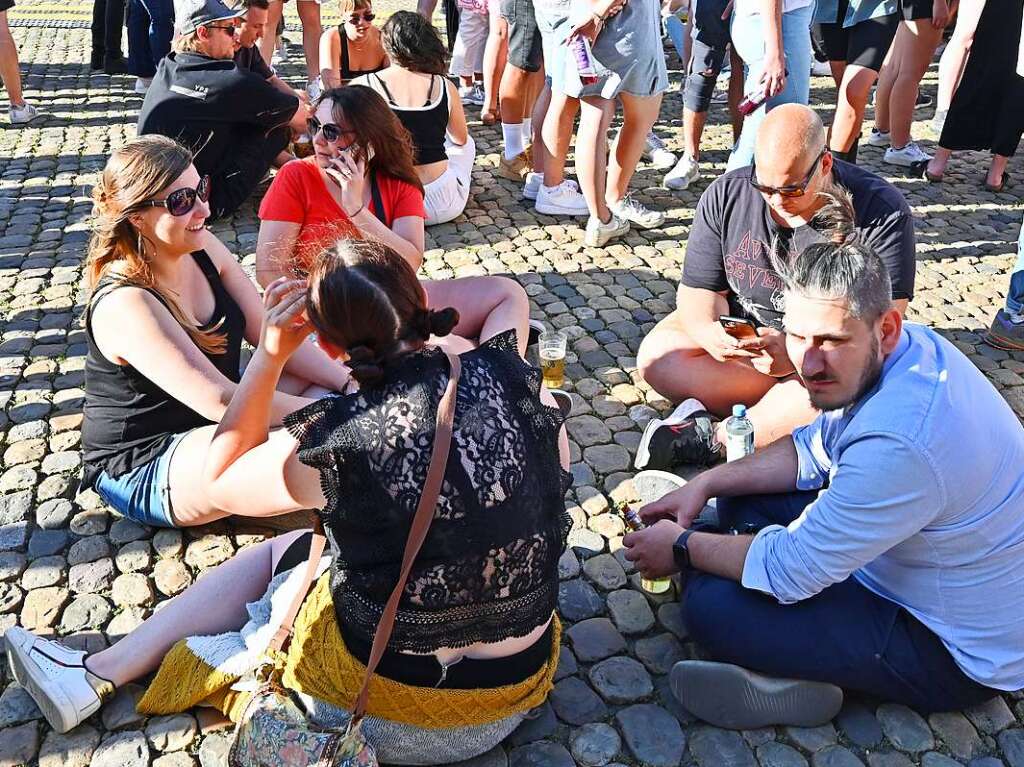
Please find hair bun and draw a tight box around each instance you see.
[346,344,385,386]
[428,307,459,338]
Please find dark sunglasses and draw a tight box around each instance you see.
[138,176,211,216]
[749,148,828,198]
[307,117,356,145]
[207,23,238,36]
[347,12,375,22]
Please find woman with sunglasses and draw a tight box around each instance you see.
[351,11,475,226]
[81,135,348,529]
[317,0,387,90]
[257,85,534,356]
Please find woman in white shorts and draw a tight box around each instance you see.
[352,11,475,225]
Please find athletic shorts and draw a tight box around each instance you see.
[812,8,899,71]
[900,0,933,20]
[500,0,543,72]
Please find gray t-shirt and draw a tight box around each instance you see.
[681,160,916,329]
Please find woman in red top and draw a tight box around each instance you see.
[257,85,532,355]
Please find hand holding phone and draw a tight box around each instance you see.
[719,315,758,340]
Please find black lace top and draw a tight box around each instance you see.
[285,331,572,653]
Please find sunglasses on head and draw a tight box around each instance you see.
[138,176,211,217]
[749,148,828,198]
[307,117,356,145]
[347,12,375,22]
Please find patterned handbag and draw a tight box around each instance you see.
[229,351,464,767]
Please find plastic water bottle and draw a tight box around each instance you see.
[571,36,599,85]
[725,404,754,462]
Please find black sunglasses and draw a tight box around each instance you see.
[307,117,356,145]
[749,148,828,198]
[207,23,238,36]
[347,12,375,22]
[138,176,211,216]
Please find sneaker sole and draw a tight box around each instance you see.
[634,469,687,505]
[535,201,589,216]
[548,388,573,418]
[623,216,666,230]
[984,330,1024,351]
[634,398,705,470]
[883,155,928,167]
[523,187,541,201]
[496,166,528,182]
[645,155,678,171]
[866,138,891,148]
[670,661,844,730]
[664,172,699,191]
[6,627,80,733]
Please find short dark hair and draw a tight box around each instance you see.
[243,0,270,8]
[380,10,449,75]
[773,187,893,322]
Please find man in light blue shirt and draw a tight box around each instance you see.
[623,193,1024,729]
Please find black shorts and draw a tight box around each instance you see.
[900,0,933,20]
[0,0,15,12]
[812,0,900,71]
[500,0,543,73]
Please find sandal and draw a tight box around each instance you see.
[985,172,1011,193]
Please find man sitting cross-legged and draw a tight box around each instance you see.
[636,103,915,469]
[622,197,1024,728]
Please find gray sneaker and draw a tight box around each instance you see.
[985,309,1024,351]
[608,194,666,229]
[584,213,630,247]
[671,661,843,730]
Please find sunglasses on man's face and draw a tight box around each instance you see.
[749,148,828,198]
[307,117,356,145]
[207,23,238,36]
[347,12,375,23]
[138,176,212,217]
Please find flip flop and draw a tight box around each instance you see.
[985,172,1011,193]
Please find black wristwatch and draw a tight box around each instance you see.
[673,529,698,573]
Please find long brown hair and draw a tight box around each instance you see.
[85,135,227,354]
[307,239,458,387]
[319,86,424,194]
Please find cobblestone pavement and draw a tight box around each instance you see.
[2,8,1024,767]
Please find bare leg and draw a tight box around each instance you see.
[296,0,322,82]
[259,0,285,71]
[935,0,985,112]
[531,79,551,174]
[683,108,709,162]
[829,64,877,153]
[987,154,1009,188]
[607,92,663,204]
[886,20,943,147]
[86,531,308,688]
[728,47,745,144]
[541,91,580,187]
[417,0,439,19]
[499,65,533,132]
[481,8,507,121]
[0,11,25,106]
[577,96,615,223]
[422,276,531,357]
[873,25,903,133]
[926,145,952,177]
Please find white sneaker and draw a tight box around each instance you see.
[866,128,891,148]
[535,180,589,216]
[9,102,39,125]
[664,153,700,190]
[643,132,677,170]
[459,83,485,106]
[608,193,665,229]
[134,77,152,94]
[584,213,629,247]
[5,626,113,733]
[811,59,832,77]
[523,171,543,201]
[884,141,932,167]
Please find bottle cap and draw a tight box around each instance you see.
[732,404,747,418]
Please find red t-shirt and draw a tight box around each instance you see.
[258,157,425,271]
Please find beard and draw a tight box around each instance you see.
[807,335,883,412]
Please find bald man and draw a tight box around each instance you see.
[635,104,914,469]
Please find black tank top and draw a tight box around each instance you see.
[370,72,448,166]
[80,251,245,489]
[339,29,385,81]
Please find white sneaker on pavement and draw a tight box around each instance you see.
[866,128,891,147]
[664,153,700,190]
[584,213,630,247]
[5,626,113,733]
[459,83,485,106]
[811,59,832,77]
[523,171,543,201]
[134,77,152,94]
[9,102,39,125]
[884,141,931,167]
[608,193,665,229]
[535,180,589,216]
[643,132,677,170]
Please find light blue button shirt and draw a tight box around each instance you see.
[742,324,1024,690]
[813,0,897,26]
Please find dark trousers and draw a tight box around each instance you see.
[206,126,291,221]
[682,491,997,713]
[126,0,173,78]
[682,0,731,113]
[91,0,126,61]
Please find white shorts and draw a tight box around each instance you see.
[424,135,476,226]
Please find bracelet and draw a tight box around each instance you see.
[344,203,365,219]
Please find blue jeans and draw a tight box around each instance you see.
[92,431,187,528]
[664,13,688,63]
[126,0,174,78]
[726,4,813,171]
[682,491,997,712]
[1008,216,1024,315]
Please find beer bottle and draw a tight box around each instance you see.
[622,505,673,594]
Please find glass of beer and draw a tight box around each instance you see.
[539,329,567,389]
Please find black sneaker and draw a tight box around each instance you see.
[635,399,722,470]
[527,319,545,348]
[548,388,573,418]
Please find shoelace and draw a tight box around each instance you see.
[618,193,651,217]
[647,133,667,151]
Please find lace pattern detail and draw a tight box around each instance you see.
[286,330,571,652]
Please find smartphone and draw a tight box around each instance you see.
[719,315,758,339]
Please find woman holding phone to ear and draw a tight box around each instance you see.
[257,85,533,356]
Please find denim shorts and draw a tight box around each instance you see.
[93,431,189,528]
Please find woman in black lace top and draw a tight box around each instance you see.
[9,239,571,764]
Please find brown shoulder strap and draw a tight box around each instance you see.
[351,350,461,721]
[268,526,327,653]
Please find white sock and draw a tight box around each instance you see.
[502,122,525,160]
[522,117,533,142]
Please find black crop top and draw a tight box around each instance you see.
[369,72,449,166]
[338,29,386,81]
[285,330,572,653]
[81,251,245,488]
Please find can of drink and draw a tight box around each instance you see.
[571,36,599,85]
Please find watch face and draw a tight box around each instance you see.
[673,533,692,572]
